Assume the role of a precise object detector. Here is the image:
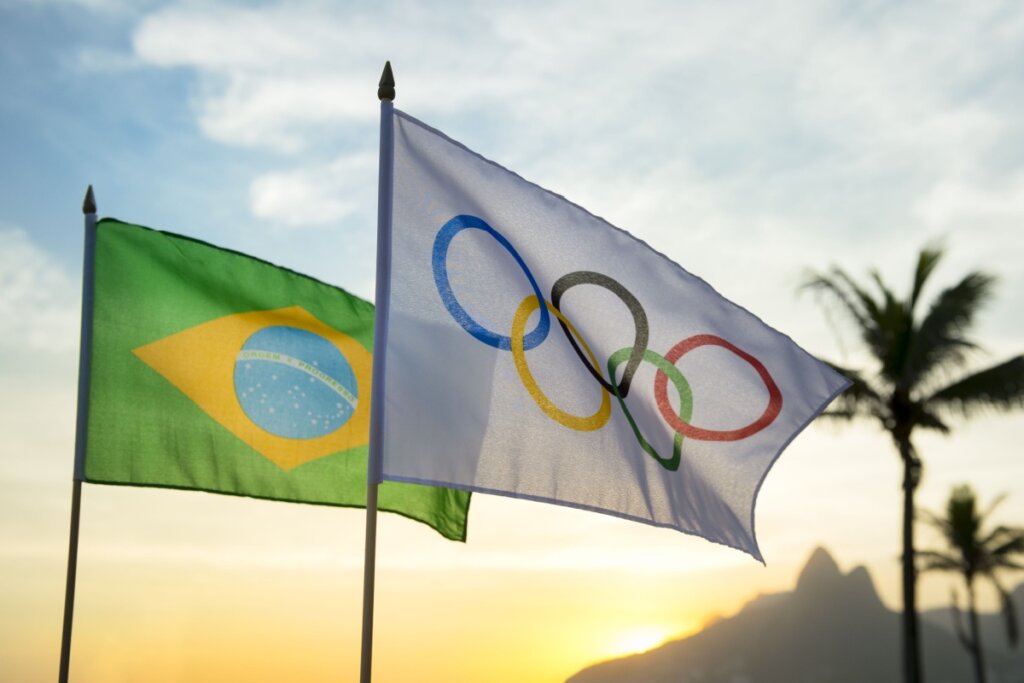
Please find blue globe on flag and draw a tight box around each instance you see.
[234,326,359,440]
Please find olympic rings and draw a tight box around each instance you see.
[511,295,612,432]
[551,271,649,399]
[432,214,550,351]
[608,347,692,471]
[431,214,785,468]
[654,335,783,442]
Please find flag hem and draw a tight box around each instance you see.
[746,375,853,564]
[384,473,763,560]
[79,477,469,542]
[73,212,98,481]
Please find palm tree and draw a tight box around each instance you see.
[919,484,1024,683]
[804,246,1024,683]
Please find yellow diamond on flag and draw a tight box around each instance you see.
[133,306,372,471]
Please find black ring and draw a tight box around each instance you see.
[550,271,649,398]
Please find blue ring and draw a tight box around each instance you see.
[432,215,550,351]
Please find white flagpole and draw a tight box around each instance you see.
[360,61,396,683]
[59,185,97,683]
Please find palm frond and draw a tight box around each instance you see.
[823,361,883,400]
[802,270,883,358]
[904,272,996,389]
[913,406,950,434]
[923,271,995,336]
[981,493,1009,520]
[818,409,857,420]
[978,522,1015,548]
[863,270,917,383]
[927,356,1024,417]
[801,270,868,328]
[919,507,953,535]
[988,528,1024,559]
[836,270,885,333]
[909,245,944,314]
[871,271,898,312]
[924,485,1024,649]
[815,360,886,423]
[917,549,961,571]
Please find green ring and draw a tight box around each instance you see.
[608,347,693,472]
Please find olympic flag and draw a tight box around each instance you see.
[80,219,469,541]
[378,111,849,560]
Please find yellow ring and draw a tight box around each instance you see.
[511,296,611,431]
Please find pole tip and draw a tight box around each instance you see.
[82,185,96,215]
[378,61,395,101]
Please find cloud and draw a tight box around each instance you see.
[195,75,371,153]
[915,173,1024,229]
[123,0,1024,357]
[133,4,1020,204]
[130,2,506,152]
[249,152,376,228]
[0,228,79,354]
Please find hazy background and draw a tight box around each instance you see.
[2,1,1023,681]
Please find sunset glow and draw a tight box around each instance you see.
[606,626,675,657]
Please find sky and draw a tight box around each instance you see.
[1,0,1023,681]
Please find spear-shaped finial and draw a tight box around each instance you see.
[82,185,96,215]
[378,61,395,101]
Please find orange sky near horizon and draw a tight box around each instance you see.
[4,421,1023,683]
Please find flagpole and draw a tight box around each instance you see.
[59,185,97,683]
[360,61,396,683]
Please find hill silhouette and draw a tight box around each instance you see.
[567,548,1024,683]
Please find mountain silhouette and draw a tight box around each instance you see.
[567,547,1024,683]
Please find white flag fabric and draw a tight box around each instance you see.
[379,110,849,560]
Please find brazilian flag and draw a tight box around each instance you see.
[80,218,469,541]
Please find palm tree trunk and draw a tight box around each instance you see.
[900,439,922,683]
[967,582,987,683]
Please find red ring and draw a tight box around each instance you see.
[654,334,783,442]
